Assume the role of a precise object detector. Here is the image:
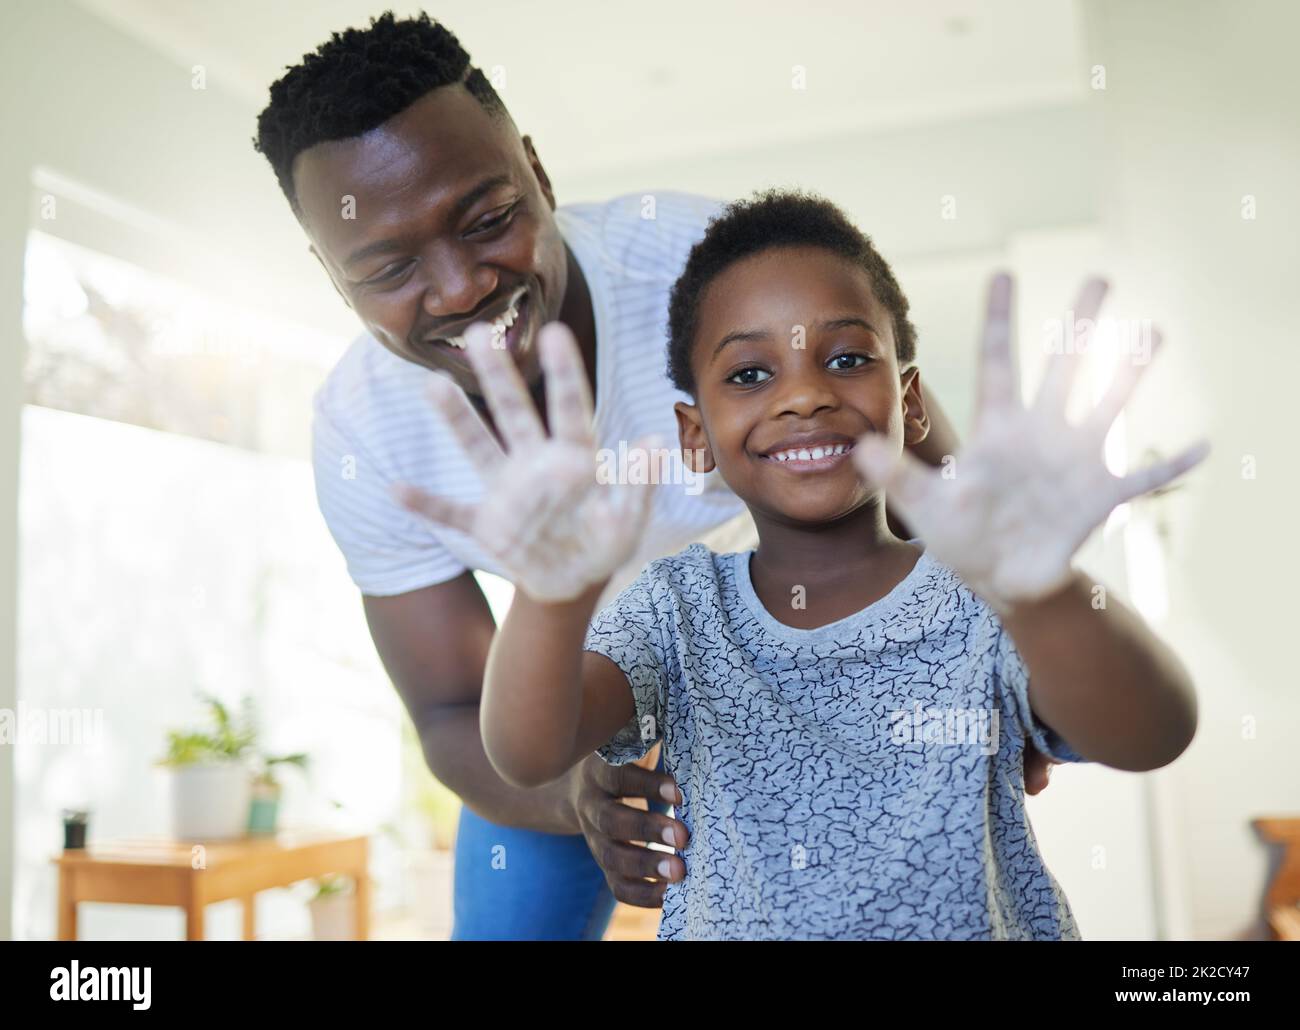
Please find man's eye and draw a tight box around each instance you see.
[469,200,521,236]
[726,366,772,386]
[828,353,870,370]
[365,260,414,287]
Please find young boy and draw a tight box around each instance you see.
[401,190,1206,940]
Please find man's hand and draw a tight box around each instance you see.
[567,755,688,909]
[853,273,1209,614]
[397,320,658,603]
[1023,742,1057,796]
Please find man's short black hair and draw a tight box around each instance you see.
[667,189,918,396]
[253,11,508,213]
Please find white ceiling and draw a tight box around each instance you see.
[72,0,1087,177]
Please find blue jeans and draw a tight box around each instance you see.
[451,753,667,940]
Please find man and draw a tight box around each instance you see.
[253,12,1054,940]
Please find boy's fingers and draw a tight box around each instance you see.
[852,434,931,514]
[539,321,596,445]
[464,321,546,451]
[425,372,507,472]
[974,272,1019,425]
[1084,327,1164,442]
[1112,438,1211,506]
[1033,277,1107,419]
[393,482,478,534]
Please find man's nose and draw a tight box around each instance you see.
[420,247,499,318]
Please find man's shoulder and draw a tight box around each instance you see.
[311,331,428,437]
[557,190,724,283]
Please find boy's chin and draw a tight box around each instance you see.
[754,489,873,527]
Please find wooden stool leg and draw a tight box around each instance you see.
[242,894,257,941]
[57,866,77,941]
[185,882,205,941]
[354,869,370,941]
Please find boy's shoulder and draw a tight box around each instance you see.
[620,542,736,611]
[638,541,728,583]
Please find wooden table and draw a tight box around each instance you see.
[1252,816,1300,941]
[53,831,370,941]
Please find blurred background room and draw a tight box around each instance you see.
[0,0,1296,940]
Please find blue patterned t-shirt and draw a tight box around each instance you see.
[583,541,1088,941]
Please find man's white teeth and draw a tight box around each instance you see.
[770,442,852,462]
[437,290,525,350]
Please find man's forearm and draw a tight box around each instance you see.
[1000,571,1197,771]
[417,702,582,835]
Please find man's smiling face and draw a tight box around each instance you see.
[674,245,929,526]
[293,84,568,396]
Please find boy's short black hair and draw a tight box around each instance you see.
[253,12,508,213]
[667,189,918,395]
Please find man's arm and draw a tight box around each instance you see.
[361,573,580,833]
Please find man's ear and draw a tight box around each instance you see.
[900,366,931,448]
[310,244,353,312]
[674,400,715,473]
[521,135,556,211]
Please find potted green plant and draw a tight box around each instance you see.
[157,695,256,840]
[247,752,309,834]
[306,874,356,940]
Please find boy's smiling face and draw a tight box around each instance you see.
[674,245,930,525]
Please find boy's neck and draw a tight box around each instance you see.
[747,499,922,630]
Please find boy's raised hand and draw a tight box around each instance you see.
[396,321,658,603]
[852,273,1209,614]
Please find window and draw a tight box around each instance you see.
[17,228,411,939]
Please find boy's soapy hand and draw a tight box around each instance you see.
[852,273,1209,614]
[396,320,658,603]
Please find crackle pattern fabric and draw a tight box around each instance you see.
[583,542,1088,940]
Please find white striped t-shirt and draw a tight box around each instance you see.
[311,191,750,604]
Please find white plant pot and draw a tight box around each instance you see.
[308,892,355,941]
[169,762,251,840]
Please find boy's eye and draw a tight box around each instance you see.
[726,366,772,386]
[828,353,870,370]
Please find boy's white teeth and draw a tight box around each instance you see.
[770,442,851,462]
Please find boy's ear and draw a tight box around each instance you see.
[900,366,931,448]
[674,400,715,473]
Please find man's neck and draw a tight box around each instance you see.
[557,242,598,401]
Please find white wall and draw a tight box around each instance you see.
[1077,0,1300,940]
